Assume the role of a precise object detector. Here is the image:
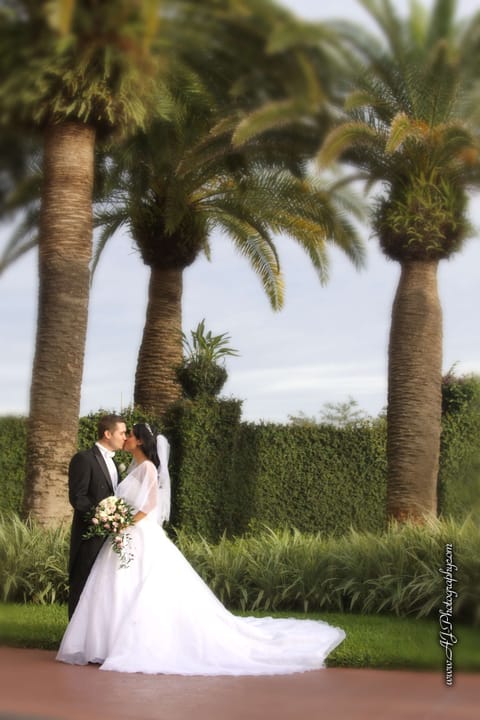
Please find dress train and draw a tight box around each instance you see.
[57,461,345,675]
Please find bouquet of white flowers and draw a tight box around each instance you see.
[84,496,135,568]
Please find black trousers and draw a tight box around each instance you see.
[68,537,104,619]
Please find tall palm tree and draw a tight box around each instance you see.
[0,0,161,524]
[318,0,480,521]
[1,0,363,478]
[96,113,364,416]
[91,0,366,417]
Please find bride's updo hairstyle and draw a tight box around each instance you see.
[132,423,160,467]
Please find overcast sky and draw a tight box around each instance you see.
[1,0,479,423]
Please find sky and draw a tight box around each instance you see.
[0,0,479,424]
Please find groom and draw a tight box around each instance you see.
[67,413,127,619]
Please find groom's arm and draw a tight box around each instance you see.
[68,452,94,515]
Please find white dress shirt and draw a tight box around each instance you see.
[95,442,118,492]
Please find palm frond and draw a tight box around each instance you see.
[426,0,456,48]
[0,224,37,275]
[232,99,313,148]
[219,222,285,310]
[386,112,428,153]
[318,121,382,166]
[91,210,129,277]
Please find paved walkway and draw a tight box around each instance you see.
[0,648,478,720]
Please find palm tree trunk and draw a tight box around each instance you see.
[134,265,183,416]
[386,259,442,522]
[24,121,96,526]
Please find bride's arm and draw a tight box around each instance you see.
[130,462,158,522]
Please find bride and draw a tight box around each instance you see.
[57,423,345,675]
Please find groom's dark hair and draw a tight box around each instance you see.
[97,413,125,439]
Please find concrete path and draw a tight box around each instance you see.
[0,648,478,720]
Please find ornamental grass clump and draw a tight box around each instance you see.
[1,514,478,624]
[0,513,69,604]
[177,517,479,623]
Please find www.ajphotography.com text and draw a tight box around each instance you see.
[438,543,458,686]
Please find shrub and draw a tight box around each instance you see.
[176,320,238,399]
[164,397,242,540]
[3,514,477,626]
[0,513,69,604]
[0,416,27,514]
[1,385,478,534]
[176,360,228,399]
[176,517,479,625]
[229,420,387,536]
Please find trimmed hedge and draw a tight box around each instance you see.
[0,416,27,516]
[231,421,387,536]
[439,373,480,520]
[1,397,479,538]
[164,398,242,540]
[439,409,480,520]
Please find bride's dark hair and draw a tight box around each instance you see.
[132,423,159,467]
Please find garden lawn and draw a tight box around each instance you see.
[0,603,478,671]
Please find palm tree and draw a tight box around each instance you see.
[91,0,366,417]
[318,0,480,521]
[0,0,160,524]
[0,0,363,490]
[96,114,364,416]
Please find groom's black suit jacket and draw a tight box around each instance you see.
[67,445,120,618]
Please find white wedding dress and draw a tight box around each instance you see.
[57,461,345,675]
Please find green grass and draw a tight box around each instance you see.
[284,612,480,671]
[1,603,479,671]
[0,603,68,649]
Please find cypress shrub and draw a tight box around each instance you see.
[164,397,242,541]
[176,360,228,399]
[439,372,480,519]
